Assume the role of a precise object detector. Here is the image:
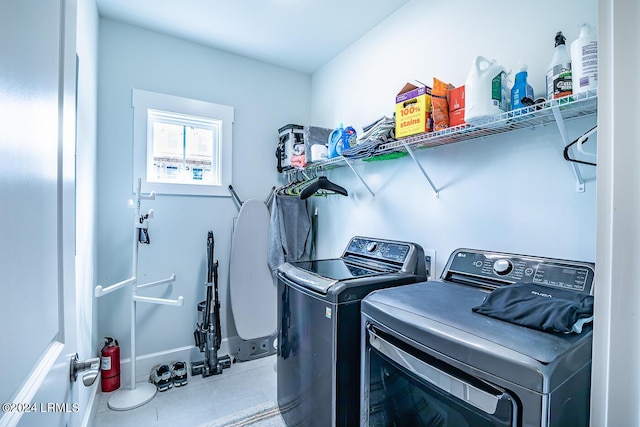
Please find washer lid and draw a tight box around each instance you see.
[362,280,593,392]
[279,259,389,294]
[293,259,389,280]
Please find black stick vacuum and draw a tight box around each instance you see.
[192,231,232,377]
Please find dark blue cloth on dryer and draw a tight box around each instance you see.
[472,282,594,334]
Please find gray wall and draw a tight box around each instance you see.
[309,0,598,275]
[96,18,310,373]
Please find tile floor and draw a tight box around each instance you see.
[94,355,277,427]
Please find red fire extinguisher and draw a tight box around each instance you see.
[100,337,121,392]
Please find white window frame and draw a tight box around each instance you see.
[132,89,234,196]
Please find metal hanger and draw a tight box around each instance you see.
[563,126,597,166]
[299,168,348,200]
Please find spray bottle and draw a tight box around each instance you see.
[571,23,598,94]
[546,31,572,99]
[510,62,534,112]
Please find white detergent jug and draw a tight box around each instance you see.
[571,23,598,94]
[464,56,508,124]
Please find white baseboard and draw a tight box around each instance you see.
[119,337,238,383]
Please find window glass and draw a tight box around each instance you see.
[132,89,233,196]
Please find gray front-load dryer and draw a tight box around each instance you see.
[361,248,595,427]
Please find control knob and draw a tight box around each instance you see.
[366,242,378,252]
[493,259,513,276]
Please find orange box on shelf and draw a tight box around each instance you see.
[448,85,466,127]
[449,109,466,127]
[448,85,465,110]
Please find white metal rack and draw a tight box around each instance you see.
[285,89,598,195]
[283,156,376,198]
[95,179,183,411]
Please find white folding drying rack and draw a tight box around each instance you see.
[95,178,183,411]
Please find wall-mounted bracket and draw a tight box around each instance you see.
[339,156,375,199]
[551,106,585,192]
[401,142,439,198]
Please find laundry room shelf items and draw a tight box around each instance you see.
[286,89,597,195]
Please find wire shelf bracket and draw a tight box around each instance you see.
[340,156,375,199]
[401,141,439,198]
[551,106,585,192]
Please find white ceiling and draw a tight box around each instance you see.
[95,0,410,74]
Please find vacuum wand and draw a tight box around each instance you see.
[192,231,232,377]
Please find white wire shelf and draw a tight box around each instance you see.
[283,89,597,196]
[377,89,597,153]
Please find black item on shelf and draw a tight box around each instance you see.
[276,124,304,173]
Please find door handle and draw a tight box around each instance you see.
[367,326,503,415]
[70,353,100,386]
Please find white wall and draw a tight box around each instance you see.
[309,0,598,276]
[96,19,310,377]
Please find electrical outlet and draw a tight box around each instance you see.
[423,249,436,280]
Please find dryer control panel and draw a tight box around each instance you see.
[443,249,595,294]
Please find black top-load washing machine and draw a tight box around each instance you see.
[277,236,427,427]
[361,248,595,427]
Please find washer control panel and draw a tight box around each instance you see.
[445,249,595,293]
[492,259,513,276]
[345,237,412,265]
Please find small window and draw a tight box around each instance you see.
[132,89,234,196]
[147,109,221,186]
